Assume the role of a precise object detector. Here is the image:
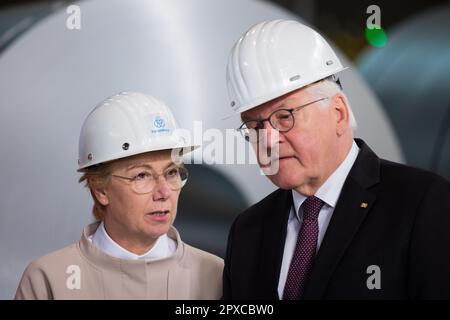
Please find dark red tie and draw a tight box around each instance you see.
[283,196,324,300]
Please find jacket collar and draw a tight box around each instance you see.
[78,222,185,271]
[257,189,293,299]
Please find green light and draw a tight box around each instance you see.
[365,25,387,47]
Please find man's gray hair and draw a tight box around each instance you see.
[305,78,357,130]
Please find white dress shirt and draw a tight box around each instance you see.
[88,221,177,261]
[277,141,360,298]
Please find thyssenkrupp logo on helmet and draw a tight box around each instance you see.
[154,116,165,128]
[152,116,170,134]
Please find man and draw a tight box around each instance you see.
[223,19,450,299]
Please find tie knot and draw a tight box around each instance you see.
[301,196,324,221]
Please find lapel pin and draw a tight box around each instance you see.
[360,202,368,208]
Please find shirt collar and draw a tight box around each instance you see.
[90,221,176,261]
[291,140,360,219]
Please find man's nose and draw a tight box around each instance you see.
[261,121,280,148]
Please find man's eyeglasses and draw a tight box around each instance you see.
[237,97,329,142]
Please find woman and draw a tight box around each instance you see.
[15,92,223,299]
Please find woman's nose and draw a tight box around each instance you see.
[152,176,171,200]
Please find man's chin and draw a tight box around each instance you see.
[267,175,301,190]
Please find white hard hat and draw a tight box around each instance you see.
[226,19,347,115]
[78,91,197,170]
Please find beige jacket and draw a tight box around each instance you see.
[15,222,223,299]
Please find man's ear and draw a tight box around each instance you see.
[91,186,109,206]
[333,94,350,136]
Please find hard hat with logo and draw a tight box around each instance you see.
[226,19,347,115]
[78,91,197,170]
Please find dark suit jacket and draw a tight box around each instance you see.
[223,139,450,299]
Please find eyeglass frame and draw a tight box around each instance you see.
[237,97,329,141]
[111,165,189,194]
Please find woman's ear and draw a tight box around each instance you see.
[92,188,109,206]
[89,179,110,206]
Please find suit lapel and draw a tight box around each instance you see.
[303,139,380,299]
[257,189,292,299]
